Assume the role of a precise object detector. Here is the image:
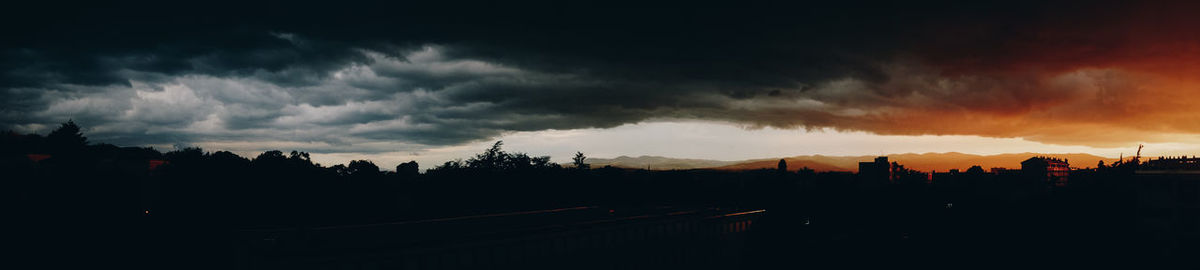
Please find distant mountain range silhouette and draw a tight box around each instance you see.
[586,156,742,170]
[589,152,1119,172]
[711,158,854,172]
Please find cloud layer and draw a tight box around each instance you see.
[5,0,1200,156]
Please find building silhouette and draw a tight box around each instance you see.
[858,156,893,186]
[1135,157,1200,256]
[1142,156,1200,171]
[1021,157,1069,187]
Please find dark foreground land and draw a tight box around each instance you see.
[4,126,1188,269]
[14,170,1164,269]
[236,206,762,269]
[229,196,1146,270]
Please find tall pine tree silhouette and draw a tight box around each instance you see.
[46,120,88,155]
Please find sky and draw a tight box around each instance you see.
[5,1,1200,169]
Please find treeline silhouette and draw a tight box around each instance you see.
[4,121,1154,269]
[5,121,791,268]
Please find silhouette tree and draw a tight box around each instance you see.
[255,150,287,163]
[777,159,788,172]
[289,150,312,163]
[468,141,509,170]
[966,165,985,174]
[396,161,419,177]
[164,147,205,164]
[573,151,589,170]
[426,159,465,175]
[2,131,44,155]
[347,160,381,177]
[508,152,533,170]
[530,155,557,169]
[441,159,464,169]
[46,120,87,154]
[210,151,250,165]
[330,164,350,176]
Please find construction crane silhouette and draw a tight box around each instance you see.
[1135,144,1144,164]
[1115,144,1145,167]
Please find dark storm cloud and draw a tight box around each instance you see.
[4,0,1191,150]
[4,0,941,86]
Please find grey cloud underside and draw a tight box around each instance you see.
[1,0,1127,151]
[2,43,863,150]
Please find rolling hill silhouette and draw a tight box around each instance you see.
[590,152,1118,172]
[712,158,849,172]
[586,156,741,170]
